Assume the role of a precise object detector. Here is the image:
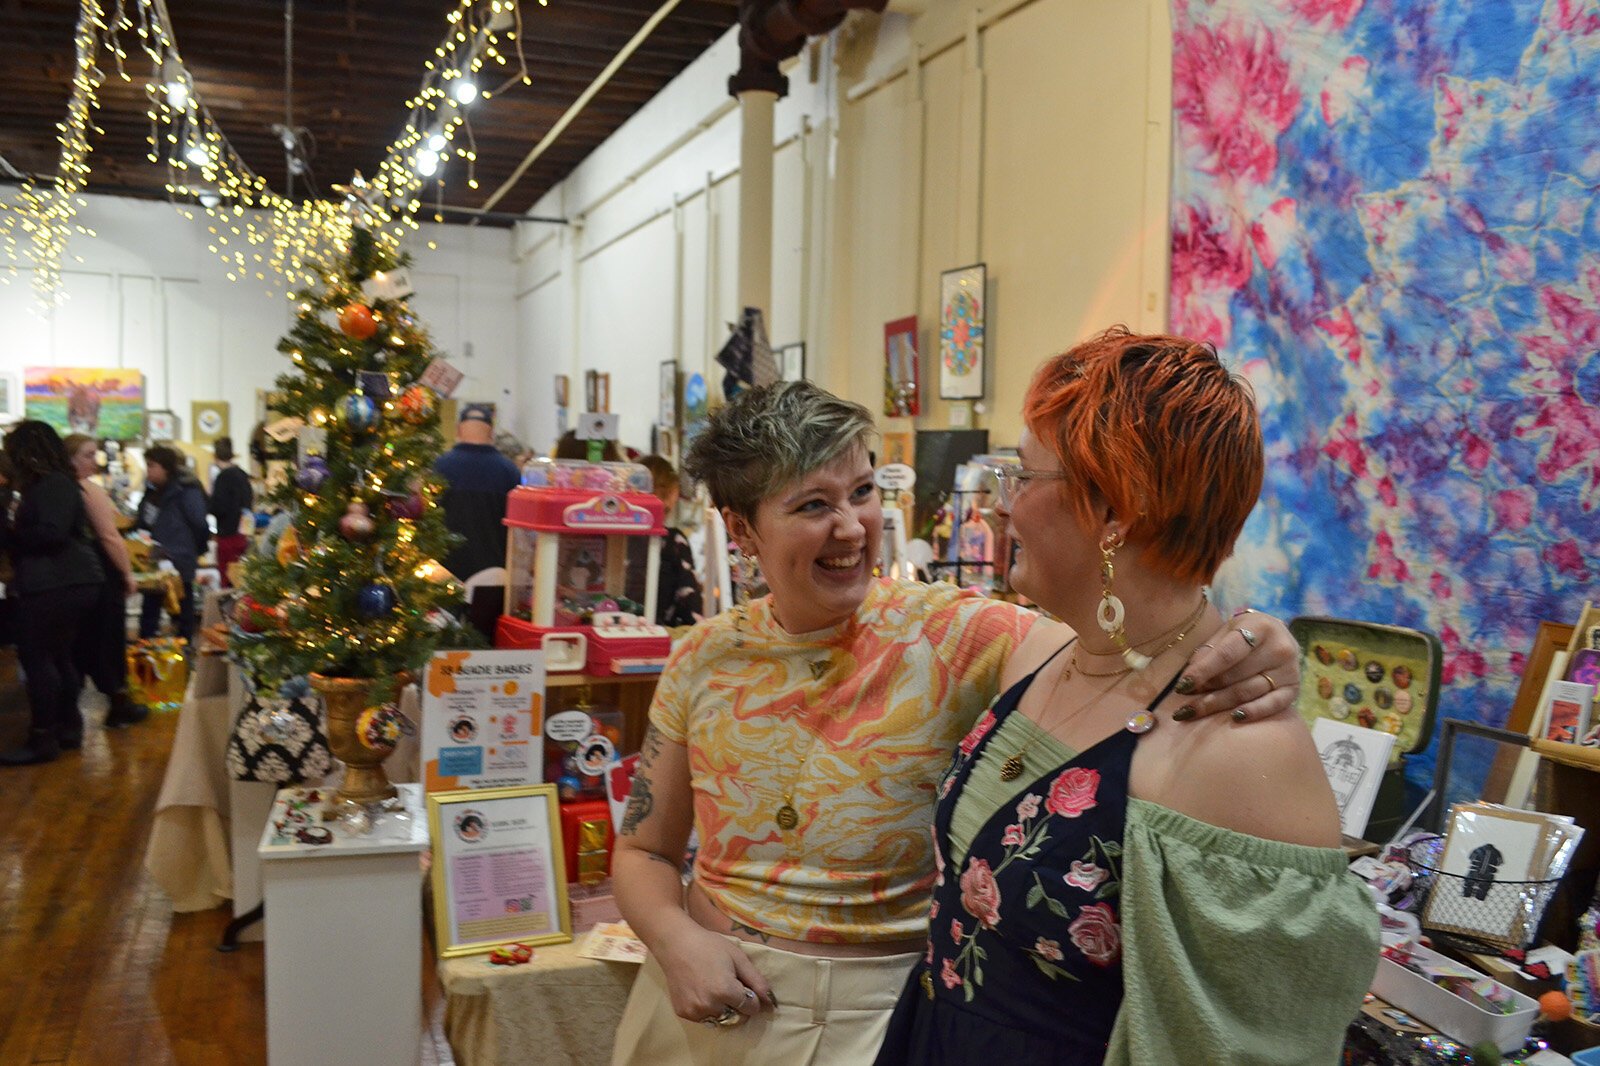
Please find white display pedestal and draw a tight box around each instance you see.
[258,784,429,1066]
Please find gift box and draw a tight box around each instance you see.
[126,638,189,711]
[1371,943,1537,1053]
[559,799,613,887]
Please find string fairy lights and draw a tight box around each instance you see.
[0,0,534,304]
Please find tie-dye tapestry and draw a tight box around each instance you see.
[1170,0,1600,789]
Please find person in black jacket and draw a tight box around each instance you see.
[136,445,210,644]
[435,405,520,580]
[0,421,106,765]
[208,437,253,587]
[638,455,704,627]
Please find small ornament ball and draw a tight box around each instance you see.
[357,582,398,618]
[338,303,378,340]
[395,385,437,425]
[295,456,330,492]
[275,524,303,566]
[235,595,278,634]
[339,501,376,541]
[1538,989,1572,1021]
[341,392,378,431]
[387,491,425,520]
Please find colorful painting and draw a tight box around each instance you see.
[939,264,985,400]
[24,367,145,440]
[1170,0,1600,788]
[884,317,920,417]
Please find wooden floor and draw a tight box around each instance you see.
[0,679,455,1065]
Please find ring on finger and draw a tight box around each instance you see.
[1235,626,1258,649]
[1259,672,1276,693]
[715,1006,744,1028]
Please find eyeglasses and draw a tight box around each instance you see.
[990,465,1069,508]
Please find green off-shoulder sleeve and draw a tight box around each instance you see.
[1105,798,1380,1066]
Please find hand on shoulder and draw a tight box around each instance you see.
[1152,709,1341,849]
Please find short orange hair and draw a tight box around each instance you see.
[1022,326,1263,585]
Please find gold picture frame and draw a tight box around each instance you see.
[427,784,571,958]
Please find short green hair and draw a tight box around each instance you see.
[684,381,876,520]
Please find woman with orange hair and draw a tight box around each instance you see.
[874,328,1378,1065]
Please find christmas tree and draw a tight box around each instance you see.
[232,228,469,704]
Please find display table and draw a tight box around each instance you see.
[440,939,636,1066]
[143,637,234,912]
[259,784,429,1066]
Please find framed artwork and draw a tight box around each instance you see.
[554,374,570,436]
[191,401,229,446]
[1311,718,1396,839]
[880,431,914,468]
[883,317,920,416]
[427,784,572,957]
[1540,680,1594,743]
[681,372,709,451]
[775,343,806,384]
[0,371,19,422]
[658,361,678,428]
[651,425,677,462]
[584,370,611,414]
[25,366,146,439]
[1507,622,1578,734]
[1423,802,1557,950]
[938,264,986,400]
[146,409,178,442]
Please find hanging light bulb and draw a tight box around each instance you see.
[426,128,447,153]
[451,75,478,104]
[185,135,210,167]
[415,148,440,177]
[161,56,188,108]
[198,189,221,209]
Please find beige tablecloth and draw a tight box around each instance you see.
[441,941,637,1066]
[144,589,422,911]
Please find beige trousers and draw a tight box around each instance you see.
[611,938,920,1066]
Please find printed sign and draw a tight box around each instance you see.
[423,649,545,793]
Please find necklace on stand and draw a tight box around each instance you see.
[997,594,1210,783]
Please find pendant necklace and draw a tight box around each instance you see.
[998,595,1209,783]
[732,606,830,831]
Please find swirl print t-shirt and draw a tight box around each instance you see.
[650,579,1035,943]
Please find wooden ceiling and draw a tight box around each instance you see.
[0,0,741,222]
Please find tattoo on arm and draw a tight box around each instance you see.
[619,724,665,837]
[728,919,770,943]
[643,852,678,868]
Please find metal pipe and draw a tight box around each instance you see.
[284,0,294,200]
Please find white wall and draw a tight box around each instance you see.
[511,0,1174,456]
[0,195,520,452]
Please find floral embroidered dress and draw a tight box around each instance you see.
[875,647,1174,1064]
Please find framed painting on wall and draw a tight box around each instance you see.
[658,361,678,428]
[584,370,611,414]
[191,401,229,446]
[24,367,146,439]
[0,372,19,423]
[938,264,986,400]
[884,317,920,416]
[775,343,806,384]
[554,374,570,435]
[146,409,178,442]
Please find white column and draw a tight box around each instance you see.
[736,89,778,320]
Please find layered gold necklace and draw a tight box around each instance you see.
[998,595,1209,783]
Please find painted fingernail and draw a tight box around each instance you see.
[1231,708,1247,722]
[1174,676,1197,695]
[1172,706,1196,722]
[766,992,779,1008]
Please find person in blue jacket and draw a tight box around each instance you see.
[136,445,210,644]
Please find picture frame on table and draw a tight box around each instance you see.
[427,784,571,958]
[938,263,986,400]
[658,361,678,428]
[146,409,179,442]
[1423,802,1553,950]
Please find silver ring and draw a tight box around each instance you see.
[1236,626,1258,649]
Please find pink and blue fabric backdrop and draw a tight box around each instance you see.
[1169,0,1599,786]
